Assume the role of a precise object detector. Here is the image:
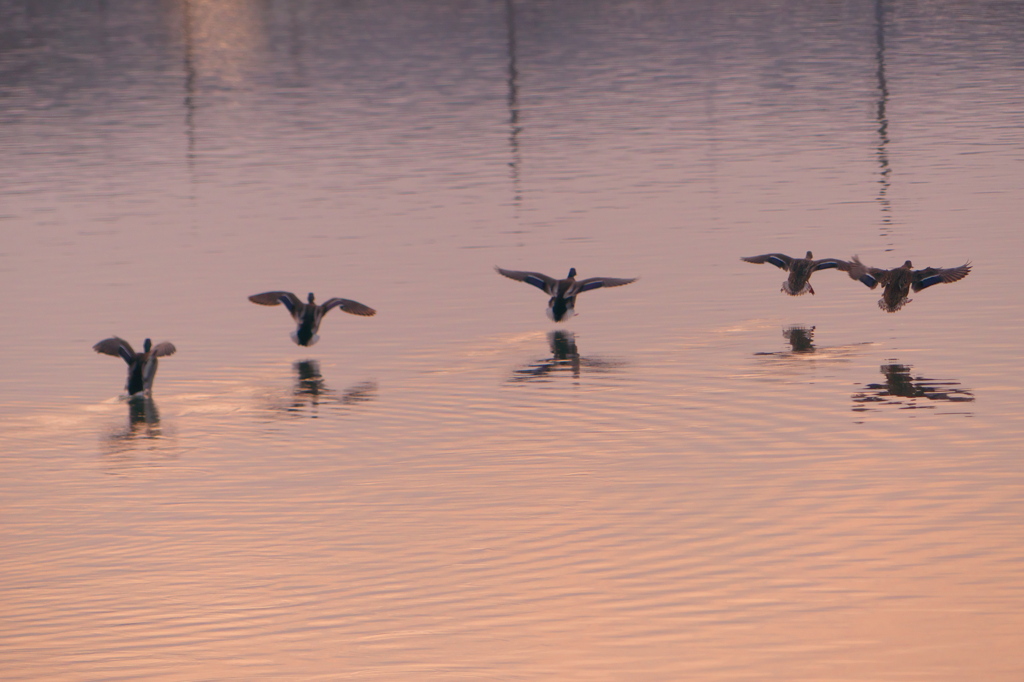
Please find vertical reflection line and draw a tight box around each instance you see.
[701,7,722,226]
[182,0,198,187]
[95,0,117,203]
[288,0,305,80]
[505,0,523,212]
[874,0,894,250]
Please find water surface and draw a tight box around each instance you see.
[2,1,1023,679]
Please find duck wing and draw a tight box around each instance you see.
[93,337,136,364]
[576,276,637,293]
[848,256,889,288]
[495,267,556,293]
[812,258,853,272]
[741,253,794,270]
[321,298,377,317]
[912,263,971,292]
[249,291,303,313]
[151,342,177,357]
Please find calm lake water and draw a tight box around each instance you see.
[2,0,1024,679]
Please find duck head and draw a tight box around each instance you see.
[143,338,152,353]
[307,292,316,304]
[805,251,813,259]
[567,267,577,279]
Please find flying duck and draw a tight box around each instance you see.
[848,256,971,312]
[741,251,852,296]
[249,291,376,346]
[495,267,637,322]
[93,337,176,396]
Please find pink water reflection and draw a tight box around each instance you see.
[1,0,1023,679]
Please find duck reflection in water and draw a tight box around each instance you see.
[852,361,974,412]
[755,325,871,366]
[272,360,377,417]
[510,331,622,383]
[755,325,817,354]
[105,396,164,455]
[783,325,816,352]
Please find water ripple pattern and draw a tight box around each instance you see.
[2,0,1024,679]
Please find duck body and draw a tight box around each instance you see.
[741,251,851,296]
[249,291,376,346]
[495,267,637,322]
[293,301,321,347]
[93,337,176,396]
[849,256,971,312]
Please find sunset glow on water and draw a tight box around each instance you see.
[2,1,1023,679]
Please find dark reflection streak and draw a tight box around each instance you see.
[754,326,872,365]
[92,1,117,200]
[267,360,377,418]
[291,359,328,415]
[785,325,814,353]
[287,0,305,80]
[754,326,816,356]
[505,0,523,211]
[181,0,198,186]
[874,0,894,249]
[852,362,974,414]
[97,0,109,39]
[702,77,721,215]
[106,397,162,453]
[701,9,722,220]
[510,331,622,384]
